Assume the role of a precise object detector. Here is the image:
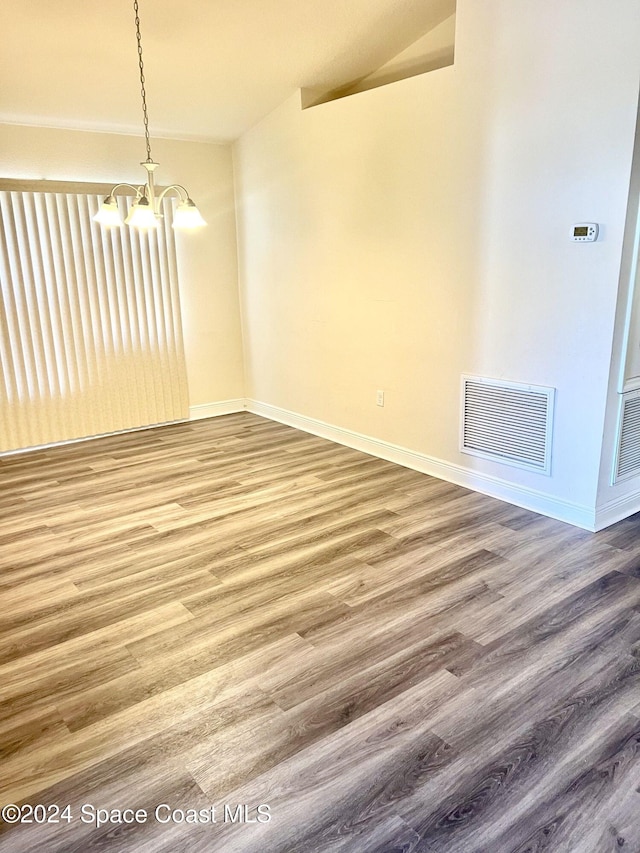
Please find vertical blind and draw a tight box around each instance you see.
[0,187,189,453]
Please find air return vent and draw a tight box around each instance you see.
[614,391,640,482]
[461,376,555,474]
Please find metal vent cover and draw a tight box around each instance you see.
[614,391,640,483]
[461,375,555,475]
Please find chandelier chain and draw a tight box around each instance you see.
[133,0,153,163]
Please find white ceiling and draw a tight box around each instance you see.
[0,0,455,143]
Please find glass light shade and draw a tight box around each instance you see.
[125,197,159,229]
[172,199,206,229]
[93,198,123,227]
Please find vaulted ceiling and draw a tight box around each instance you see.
[0,0,455,142]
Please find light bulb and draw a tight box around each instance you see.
[125,197,159,229]
[93,197,123,227]
[172,199,206,229]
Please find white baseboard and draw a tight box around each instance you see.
[4,394,616,532]
[1,399,244,457]
[246,398,597,531]
[188,399,246,420]
[0,418,188,458]
[594,491,640,531]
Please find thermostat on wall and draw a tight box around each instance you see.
[571,223,599,242]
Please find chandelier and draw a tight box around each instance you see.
[94,0,206,230]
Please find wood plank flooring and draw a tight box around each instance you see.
[1,412,640,852]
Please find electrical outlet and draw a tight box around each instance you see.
[376,390,384,407]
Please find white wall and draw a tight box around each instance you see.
[596,102,640,527]
[234,0,640,526]
[0,123,245,413]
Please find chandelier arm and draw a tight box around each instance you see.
[108,183,145,199]
[156,185,190,205]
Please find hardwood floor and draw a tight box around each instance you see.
[1,412,639,852]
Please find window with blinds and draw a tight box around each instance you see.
[0,184,189,453]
